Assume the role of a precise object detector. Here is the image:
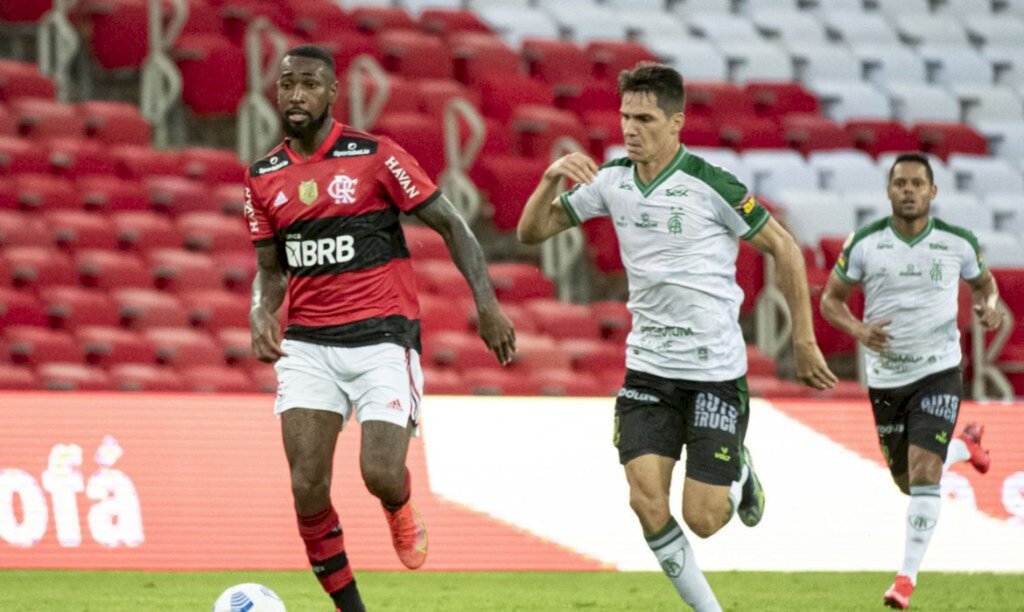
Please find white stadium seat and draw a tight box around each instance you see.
[938,0,995,18]
[750,10,828,44]
[810,80,893,122]
[917,45,994,87]
[843,191,890,228]
[950,86,1024,124]
[744,0,801,12]
[542,3,626,42]
[404,0,463,12]
[476,6,560,47]
[674,0,732,15]
[791,43,863,84]
[687,12,762,44]
[741,150,819,201]
[972,231,1024,267]
[947,154,1024,197]
[983,46,1024,86]
[963,15,1024,47]
[884,82,961,123]
[726,42,795,83]
[689,147,753,189]
[822,11,900,46]
[604,0,666,9]
[876,0,931,18]
[808,150,886,194]
[853,44,928,86]
[468,0,532,6]
[813,0,868,13]
[975,121,1024,163]
[646,38,728,81]
[895,14,971,47]
[777,190,856,246]
[931,193,995,234]
[616,9,689,41]
[983,192,1024,234]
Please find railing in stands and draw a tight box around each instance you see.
[439,98,484,224]
[754,257,791,361]
[346,55,389,132]
[542,137,588,303]
[972,299,1015,400]
[37,0,79,102]
[237,17,286,163]
[140,0,185,148]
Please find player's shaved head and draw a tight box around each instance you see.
[618,62,685,117]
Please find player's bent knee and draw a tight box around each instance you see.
[628,490,669,530]
[682,505,728,539]
[360,461,404,498]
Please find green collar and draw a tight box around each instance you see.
[634,145,687,197]
[889,217,934,247]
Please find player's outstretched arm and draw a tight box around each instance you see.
[516,152,597,244]
[414,195,516,365]
[820,272,892,353]
[749,218,838,390]
[968,268,1002,330]
[250,242,288,363]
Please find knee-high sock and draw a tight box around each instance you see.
[943,438,970,472]
[900,484,942,584]
[298,506,364,611]
[646,517,721,612]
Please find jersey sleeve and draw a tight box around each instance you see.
[833,231,864,284]
[243,174,275,246]
[377,138,441,213]
[693,157,770,240]
[958,230,985,281]
[559,171,610,225]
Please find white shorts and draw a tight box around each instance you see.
[273,339,423,430]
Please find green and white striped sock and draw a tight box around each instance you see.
[646,517,721,612]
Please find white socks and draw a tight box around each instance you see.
[900,484,942,584]
[646,517,721,612]
[727,463,750,520]
[944,438,970,471]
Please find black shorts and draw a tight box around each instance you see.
[613,369,750,486]
[868,366,963,480]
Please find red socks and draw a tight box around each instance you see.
[297,506,363,610]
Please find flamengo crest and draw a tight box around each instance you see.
[328,175,358,205]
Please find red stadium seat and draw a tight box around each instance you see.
[531,369,605,396]
[316,32,378,76]
[3,246,77,288]
[580,217,624,274]
[247,362,277,393]
[0,1,51,24]
[77,249,152,289]
[448,33,522,87]
[148,248,225,291]
[0,103,15,136]
[214,327,255,366]
[4,326,80,365]
[719,116,786,150]
[44,210,119,251]
[112,288,190,329]
[214,249,256,292]
[746,82,819,118]
[414,79,481,121]
[75,325,157,365]
[0,209,48,247]
[523,38,591,89]
[373,112,446,181]
[111,145,182,179]
[336,74,421,125]
[844,120,918,158]
[913,122,988,160]
[423,329,494,371]
[10,98,85,140]
[289,0,357,40]
[14,174,82,211]
[582,110,625,158]
[586,41,657,85]
[819,236,846,271]
[46,137,118,177]
[181,147,246,184]
[511,105,589,159]
[146,176,219,215]
[473,154,546,232]
[488,263,555,302]
[213,182,246,215]
[507,333,570,372]
[746,344,776,377]
[111,211,183,252]
[589,300,631,343]
[219,0,290,44]
[40,286,120,329]
[77,176,149,212]
[475,74,555,124]
[0,364,38,389]
[412,259,473,299]
[737,240,764,316]
[782,114,853,155]
[179,289,251,330]
[37,362,113,391]
[523,298,601,340]
[176,211,252,253]
[559,338,623,372]
[0,60,56,101]
[173,33,247,116]
[419,293,473,335]
[0,288,47,327]
[679,115,722,148]
[145,326,225,367]
[469,301,538,335]
[421,366,468,395]
[377,30,454,80]
[351,5,417,33]
[80,0,149,68]
[110,363,187,391]
[747,375,818,398]
[403,223,450,261]
[419,8,490,36]
[180,365,256,392]
[0,135,50,175]
[461,366,539,395]
[685,82,756,120]
[80,101,152,146]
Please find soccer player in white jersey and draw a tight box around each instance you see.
[517,63,837,611]
[820,153,1001,609]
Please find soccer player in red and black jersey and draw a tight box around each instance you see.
[245,45,516,611]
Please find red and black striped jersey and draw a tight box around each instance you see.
[243,121,440,351]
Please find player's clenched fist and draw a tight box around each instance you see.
[545,152,599,186]
[250,307,287,363]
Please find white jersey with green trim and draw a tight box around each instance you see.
[833,216,985,388]
[560,146,771,381]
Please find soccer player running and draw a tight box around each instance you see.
[517,63,837,611]
[245,45,516,611]
[820,153,1000,610]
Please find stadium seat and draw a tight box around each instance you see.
[810,80,893,123]
[740,150,818,201]
[110,212,181,254]
[737,240,764,315]
[4,326,79,365]
[950,85,1024,125]
[918,45,994,87]
[586,41,658,86]
[179,365,256,392]
[685,82,756,121]
[0,364,38,389]
[40,286,120,330]
[3,246,77,288]
[148,248,225,292]
[80,0,149,69]
[559,337,623,372]
[179,289,250,331]
[750,9,828,45]
[214,327,256,366]
[947,154,1024,197]
[746,82,819,119]
[523,298,601,340]
[913,123,988,160]
[687,12,762,45]
[745,344,776,377]
[844,119,919,158]
[351,5,418,32]
[461,366,539,395]
[0,209,48,247]
[414,79,481,122]
[146,176,219,216]
[512,105,589,159]
[790,43,863,85]
[531,368,605,396]
[111,145,182,179]
[488,263,555,302]
[418,292,473,335]
[645,37,728,82]
[0,288,47,327]
[412,258,473,300]
[402,223,450,261]
[418,8,492,36]
[420,366,468,395]
[972,232,1024,267]
[213,182,246,215]
[180,147,246,184]
[507,332,571,372]
[176,212,253,254]
[376,30,454,80]
[145,327,225,367]
[75,325,157,366]
[14,174,82,211]
[726,43,795,83]
[110,363,187,392]
[875,0,931,19]
[112,288,190,329]
[781,115,852,155]
[216,249,256,293]
[424,329,495,371]
[77,249,152,289]
[10,97,85,140]
[473,154,546,232]
[0,60,55,101]
[44,210,119,251]
[0,135,50,175]
[373,112,446,181]
[887,84,961,124]
[80,101,152,146]
[247,361,277,394]
[173,33,247,116]
[468,301,539,335]
[46,138,118,178]
[931,193,994,233]
[0,0,50,24]
[964,14,1024,47]
[808,150,884,193]
[895,14,970,46]
[678,115,721,148]
[588,300,631,343]
[777,190,856,246]
[37,362,113,391]
[473,6,560,47]
[77,176,150,212]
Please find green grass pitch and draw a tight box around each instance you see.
[1,570,1022,611]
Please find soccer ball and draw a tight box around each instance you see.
[212,583,287,612]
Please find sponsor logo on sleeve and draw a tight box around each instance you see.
[385,155,420,199]
[244,187,259,233]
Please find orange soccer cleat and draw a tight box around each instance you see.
[958,422,991,474]
[384,500,428,570]
[883,574,915,609]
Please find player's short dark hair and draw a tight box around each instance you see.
[283,44,336,74]
[889,152,934,184]
[617,62,685,116]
